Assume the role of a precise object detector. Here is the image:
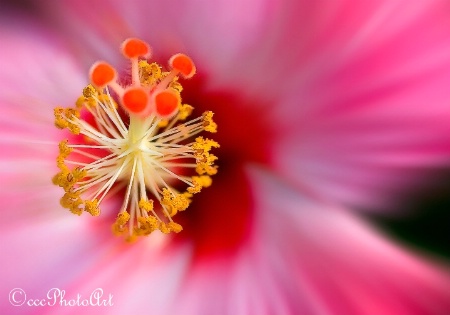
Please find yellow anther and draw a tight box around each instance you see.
[182,191,193,199]
[55,156,67,171]
[54,108,81,134]
[56,153,67,166]
[159,222,170,234]
[178,104,193,120]
[52,171,64,186]
[125,235,138,243]
[158,120,169,128]
[51,173,60,185]
[54,171,74,191]
[112,212,130,235]
[56,140,73,172]
[195,163,218,176]
[75,96,85,109]
[54,107,69,129]
[69,198,83,216]
[203,111,217,133]
[72,167,87,182]
[187,181,202,194]
[198,175,212,186]
[135,216,160,236]
[83,84,97,98]
[84,199,100,216]
[159,221,183,234]
[138,199,154,213]
[98,93,117,108]
[192,137,220,175]
[116,211,130,225]
[169,80,183,93]
[208,154,218,164]
[60,192,83,216]
[167,222,183,233]
[192,137,220,151]
[187,175,212,194]
[112,224,127,236]
[139,60,162,86]
[69,207,83,216]
[161,188,190,217]
[174,194,190,211]
[112,223,128,236]
[58,140,72,157]
[60,191,80,207]
[74,85,99,109]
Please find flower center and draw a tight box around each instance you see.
[53,38,219,241]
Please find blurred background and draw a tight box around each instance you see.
[369,168,450,261]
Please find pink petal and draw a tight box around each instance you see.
[40,0,274,81]
[241,166,450,315]
[0,16,87,223]
[268,0,450,210]
[0,208,192,315]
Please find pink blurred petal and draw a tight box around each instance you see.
[0,208,191,315]
[0,17,87,224]
[268,0,450,210]
[42,0,274,80]
[243,166,450,315]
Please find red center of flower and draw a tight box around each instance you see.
[172,76,273,258]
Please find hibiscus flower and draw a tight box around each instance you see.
[1,1,450,314]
